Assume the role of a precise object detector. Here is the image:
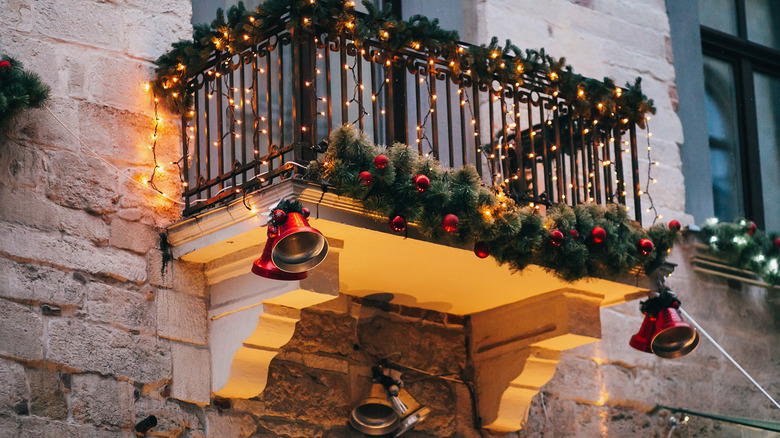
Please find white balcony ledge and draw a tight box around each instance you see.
[165,178,652,431]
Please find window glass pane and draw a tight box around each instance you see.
[703,56,744,221]
[754,72,780,232]
[745,0,780,50]
[699,0,738,35]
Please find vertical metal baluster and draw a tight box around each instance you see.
[568,107,579,204]
[266,48,274,175]
[325,43,333,136]
[602,129,613,203]
[195,83,203,204]
[228,66,236,191]
[357,51,364,131]
[580,117,591,202]
[215,69,224,193]
[499,92,508,186]
[459,85,467,168]
[539,102,552,204]
[340,40,348,125]
[488,88,496,184]
[590,124,602,204]
[278,40,285,166]
[429,73,439,160]
[553,104,564,203]
[630,123,642,224]
[473,84,482,177]
[371,53,379,145]
[445,78,454,168]
[514,90,526,201]
[181,115,189,211]
[240,58,248,181]
[415,71,422,153]
[526,94,538,203]
[613,127,626,205]
[252,48,261,178]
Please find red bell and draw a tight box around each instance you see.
[629,314,656,353]
[651,308,699,359]
[271,212,329,273]
[251,235,307,281]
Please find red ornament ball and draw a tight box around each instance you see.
[359,171,373,185]
[474,241,490,258]
[550,230,564,246]
[669,220,681,231]
[591,227,607,244]
[442,214,459,233]
[301,207,311,219]
[389,215,406,232]
[747,221,757,236]
[414,174,430,192]
[569,229,579,240]
[272,209,287,224]
[774,237,780,248]
[374,154,389,169]
[0,60,11,70]
[267,225,279,239]
[639,238,654,256]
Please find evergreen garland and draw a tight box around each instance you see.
[0,55,50,131]
[306,125,678,282]
[699,218,780,287]
[153,0,655,126]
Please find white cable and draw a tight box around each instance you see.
[679,307,780,412]
[44,105,185,205]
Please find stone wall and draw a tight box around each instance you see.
[2,0,780,437]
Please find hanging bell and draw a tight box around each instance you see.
[629,313,656,353]
[349,383,400,436]
[390,388,431,437]
[271,212,329,273]
[651,307,699,359]
[251,235,307,281]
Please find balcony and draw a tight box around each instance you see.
[158,2,667,432]
[168,5,649,222]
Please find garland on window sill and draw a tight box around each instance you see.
[305,125,678,282]
[153,0,655,126]
[0,55,50,131]
[699,218,780,287]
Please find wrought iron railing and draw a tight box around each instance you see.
[180,13,644,223]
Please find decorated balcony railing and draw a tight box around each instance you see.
[165,3,651,223]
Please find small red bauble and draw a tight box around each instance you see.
[389,215,406,232]
[359,171,373,185]
[669,220,681,231]
[474,241,490,258]
[267,225,279,239]
[442,214,459,233]
[0,60,11,70]
[639,238,654,256]
[591,227,607,244]
[747,221,757,236]
[301,207,311,219]
[550,230,564,246]
[414,174,430,192]
[774,237,780,248]
[374,155,389,169]
[272,209,287,224]
[569,229,579,240]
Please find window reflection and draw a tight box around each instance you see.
[703,57,744,221]
[754,72,780,232]
[746,0,780,50]
[699,0,738,34]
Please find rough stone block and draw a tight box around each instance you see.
[0,186,61,231]
[284,308,356,357]
[171,342,210,405]
[71,374,135,428]
[35,0,124,50]
[109,218,159,254]
[59,209,110,246]
[0,222,147,283]
[149,252,207,296]
[83,282,155,331]
[0,0,34,32]
[89,54,156,110]
[156,289,207,344]
[0,415,20,437]
[48,318,171,383]
[0,257,85,307]
[18,416,137,438]
[135,396,204,437]
[46,149,120,215]
[124,9,192,60]
[0,299,44,361]
[204,410,257,438]
[0,358,28,414]
[27,368,67,420]
[0,138,48,190]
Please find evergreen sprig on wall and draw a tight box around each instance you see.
[306,125,678,282]
[153,0,655,126]
[0,55,50,130]
[699,218,780,287]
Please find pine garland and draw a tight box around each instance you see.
[0,55,50,131]
[306,125,678,282]
[153,0,655,126]
[699,218,780,287]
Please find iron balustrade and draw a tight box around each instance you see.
[180,19,644,224]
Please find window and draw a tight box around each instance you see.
[672,1,780,232]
